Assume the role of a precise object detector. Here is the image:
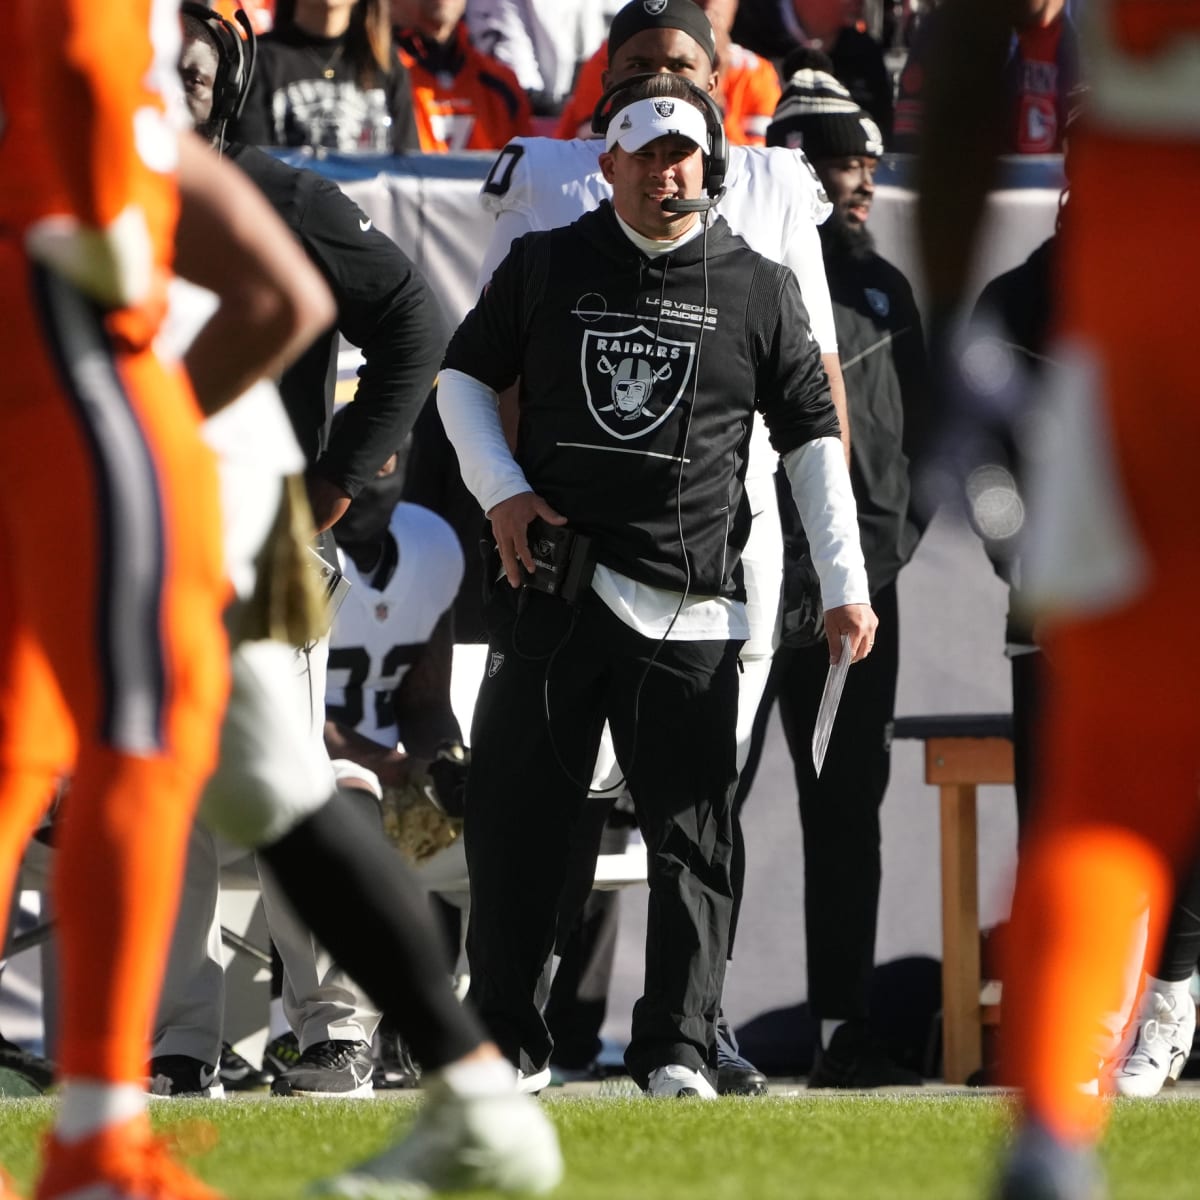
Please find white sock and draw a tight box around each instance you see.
[821,1019,846,1050]
[434,1055,518,1099]
[268,998,290,1040]
[1148,974,1194,1007]
[56,1082,146,1144]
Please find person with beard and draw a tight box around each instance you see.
[734,60,930,1088]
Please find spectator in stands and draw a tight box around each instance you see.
[465,0,617,114]
[554,0,782,145]
[392,0,532,150]
[893,0,1079,154]
[233,0,421,152]
[735,64,928,1088]
[730,0,894,139]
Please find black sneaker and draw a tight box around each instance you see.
[147,1054,225,1098]
[0,1033,55,1093]
[218,1042,272,1092]
[373,1026,421,1090]
[270,1039,374,1098]
[715,1013,768,1096]
[262,1030,302,1078]
[807,1022,925,1089]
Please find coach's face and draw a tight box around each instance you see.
[604,28,719,96]
[600,133,704,240]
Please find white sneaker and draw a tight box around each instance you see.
[312,1085,563,1198]
[645,1064,717,1099]
[516,1066,551,1095]
[1109,985,1196,1098]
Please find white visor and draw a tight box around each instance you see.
[605,96,710,154]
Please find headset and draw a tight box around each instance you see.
[180,1,258,125]
[590,73,727,213]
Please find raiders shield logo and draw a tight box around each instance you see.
[643,0,668,13]
[488,650,504,678]
[865,287,890,318]
[580,324,696,441]
[653,100,675,118]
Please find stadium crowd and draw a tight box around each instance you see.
[2,2,1187,1200]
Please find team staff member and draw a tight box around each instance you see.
[441,74,875,1099]
[918,1,1200,1196]
[738,64,930,1090]
[0,1,333,1197]
[393,0,533,152]
[476,0,845,1095]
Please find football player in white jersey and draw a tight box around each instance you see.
[474,0,849,1096]
[324,455,471,869]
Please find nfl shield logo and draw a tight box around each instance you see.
[580,324,696,441]
[865,288,890,318]
[644,0,668,13]
[374,602,389,622]
[488,651,504,678]
[653,100,675,118]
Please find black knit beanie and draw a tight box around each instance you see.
[608,0,718,67]
[767,67,884,159]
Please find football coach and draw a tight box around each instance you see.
[438,72,877,1098]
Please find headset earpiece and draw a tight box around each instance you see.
[181,1,257,124]
[592,74,727,212]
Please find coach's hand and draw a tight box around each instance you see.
[824,603,879,664]
[487,491,567,588]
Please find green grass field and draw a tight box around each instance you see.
[0,1092,1197,1199]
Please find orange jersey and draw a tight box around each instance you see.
[1086,0,1200,133]
[554,41,781,146]
[396,21,532,153]
[1,0,181,259]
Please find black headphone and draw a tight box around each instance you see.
[181,1,257,124]
[590,74,727,213]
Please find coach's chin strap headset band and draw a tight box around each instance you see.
[591,73,728,214]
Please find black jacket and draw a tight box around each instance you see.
[825,240,929,595]
[229,144,445,498]
[443,202,838,599]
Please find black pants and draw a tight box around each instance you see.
[735,581,899,1022]
[464,586,740,1088]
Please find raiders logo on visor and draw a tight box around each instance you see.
[644,0,668,13]
[653,100,676,118]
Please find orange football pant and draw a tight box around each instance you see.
[0,242,229,1083]
[1000,130,1200,1141]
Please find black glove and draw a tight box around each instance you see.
[421,742,470,821]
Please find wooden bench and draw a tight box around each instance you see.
[892,713,1014,1084]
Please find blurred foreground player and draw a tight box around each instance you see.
[0,1,329,1196]
[917,1,1200,1196]
[146,13,563,1198]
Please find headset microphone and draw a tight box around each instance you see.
[660,190,724,214]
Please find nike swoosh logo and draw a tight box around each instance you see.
[359,218,372,232]
[350,1062,373,1088]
